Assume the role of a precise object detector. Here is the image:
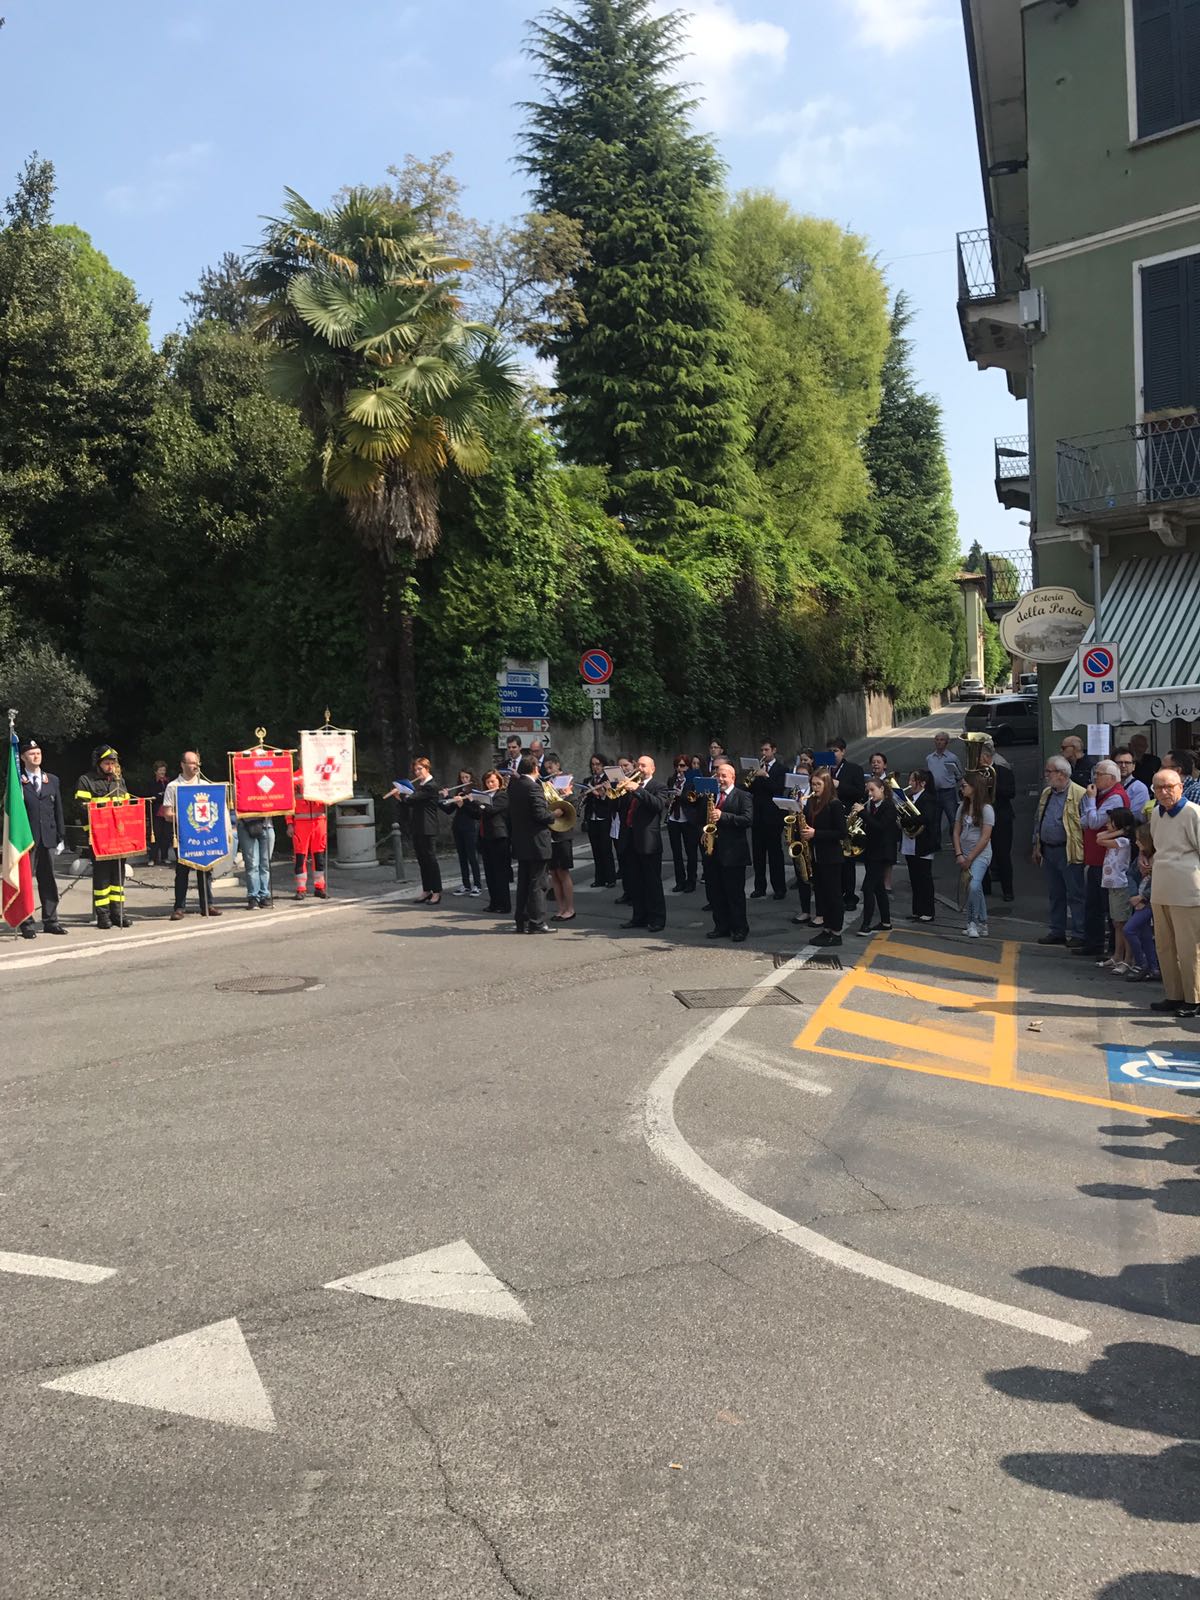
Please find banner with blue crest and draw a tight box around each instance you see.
[174,781,232,871]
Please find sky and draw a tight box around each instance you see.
[2,0,1028,559]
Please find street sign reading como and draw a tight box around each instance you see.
[579,649,614,685]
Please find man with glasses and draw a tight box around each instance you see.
[1031,756,1086,947]
[1113,748,1151,816]
[1148,767,1200,1019]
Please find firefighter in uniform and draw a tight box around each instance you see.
[74,744,133,929]
[287,772,328,900]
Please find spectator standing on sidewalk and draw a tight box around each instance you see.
[162,751,223,922]
[1113,748,1152,816]
[925,732,964,848]
[1078,759,1129,957]
[953,772,994,939]
[1148,767,1200,1019]
[148,760,172,865]
[977,741,1015,902]
[1165,749,1200,805]
[1032,756,1086,948]
[1124,826,1160,985]
[1061,735,1094,787]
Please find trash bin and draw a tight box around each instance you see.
[333,797,377,870]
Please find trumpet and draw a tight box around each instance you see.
[607,774,640,799]
[701,793,719,857]
[783,809,811,882]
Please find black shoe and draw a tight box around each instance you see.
[855,925,874,938]
[44,922,67,935]
[773,892,788,902]
[811,930,834,946]
[906,914,922,922]
[792,915,813,926]
[647,922,666,932]
[246,899,258,910]
[878,923,893,931]
[95,915,112,930]
[1002,892,1014,903]
[20,923,36,940]
[513,924,526,934]
[1150,998,1182,1013]
[706,929,730,940]
[843,897,858,911]
[1065,939,1086,951]
[731,930,748,942]
[314,887,327,899]
[115,915,133,928]
[749,890,767,900]
[590,880,604,888]
[1038,934,1067,946]
[526,923,557,934]
[671,885,686,894]
[620,919,648,929]
[614,895,631,905]
[825,934,843,947]
[683,884,696,894]
[1179,1005,1199,1019]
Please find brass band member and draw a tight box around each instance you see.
[387,757,442,904]
[440,769,482,897]
[902,769,938,923]
[854,776,899,936]
[976,740,1016,903]
[748,738,788,901]
[706,761,753,942]
[542,753,576,922]
[477,770,512,915]
[582,753,617,888]
[800,768,849,947]
[667,754,701,894]
[611,755,637,906]
[830,737,866,912]
[620,755,668,932]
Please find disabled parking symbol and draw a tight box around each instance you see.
[1105,1047,1200,1088]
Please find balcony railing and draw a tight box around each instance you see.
[984,549,1033,607]
[956,223,1028,303]
[1056,415,1200,521]
[994,435,1029,482]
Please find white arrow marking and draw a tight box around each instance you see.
[325,1239,530,1323]
[0,1250,116,1284]
[42,1317,276,1432]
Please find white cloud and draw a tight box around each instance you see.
[764,97,906,203]
[655,1,789,132]
[843,0,952,52]
[104,142,215,216]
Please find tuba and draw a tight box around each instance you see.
[963,731,990,771]
[784,809,812,882]
[543,781,577,835]
[842,807,865,859]
[701,793,719,857]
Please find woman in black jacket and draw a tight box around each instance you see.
[856,777,899,935]
[581,754,617,887]
[799,769,848,946]
[978,743,1016,902]
[477,769,511,913]
[901,768,938,923]
[441,768,482,897]
[387,757,442,903]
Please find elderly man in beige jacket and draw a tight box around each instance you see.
[1149,766,1200,1020]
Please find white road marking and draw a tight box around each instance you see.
[325,1239,530,1324]
[644,956,1090,1346]
[0,1250,116,1284]
[42,1317,276,1431]
[0,887,409,972]
[709,1040,831,1096]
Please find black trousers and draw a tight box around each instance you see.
[668,822,699,889]
[905,855,935,919]
[708,859,748,936]
[482,838,512,910]
[841,857,858,906]
[860,861,891,928]
[627,850,666,928]
[515,859,549,929]
[91,857,125,922]
[814,860,845,933]
[982,814,1014,898]
[453,825,481,889]
[752,823,786,896]
[28,844,60,925]
[587,823,616,886]
[618,841,633,899]
[793,861,812,915]
[412,833,442,894]
[174,863,212,912]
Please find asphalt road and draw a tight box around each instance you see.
[2,709,1198,1598]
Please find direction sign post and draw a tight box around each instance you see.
[496,658,550,754]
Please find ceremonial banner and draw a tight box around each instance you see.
[2,735,34,929]
[300,728,356,806]
[89,797,148,860]
[231,751,294,817]
[174,781,231,871]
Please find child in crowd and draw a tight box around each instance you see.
[1096,807,1138,975]
[1123,824,1160,984]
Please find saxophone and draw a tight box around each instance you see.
[784,810,812,882]
[701,793,719,857]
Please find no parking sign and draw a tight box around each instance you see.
[1078,642,1119,702]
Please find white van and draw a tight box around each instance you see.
[1017,672,1038,696]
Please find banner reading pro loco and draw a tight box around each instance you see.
[300,728,356,806]
[89,797,148,860]
[175,782,232,871]
[232,752,295,817]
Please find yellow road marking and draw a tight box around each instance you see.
[871,938,1010,978]
[852,968,1009,1012]
[823,1007,1000,1071]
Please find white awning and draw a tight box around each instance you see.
[1049,550,1200,728]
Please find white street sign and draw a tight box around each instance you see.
[582,684,610,700]
[1078,641,1119,704]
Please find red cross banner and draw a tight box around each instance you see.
[89,797,148,860]
[231,751,295,817]
[299,728,356,806]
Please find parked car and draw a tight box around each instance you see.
[963,697,1039,746]
[1017,672,1038,697]
[956,677,987,701]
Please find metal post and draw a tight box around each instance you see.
[390,822,407,882]
[1092,538,1103,641]
[593,708,602,756]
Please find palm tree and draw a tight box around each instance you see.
[248,187,521,768]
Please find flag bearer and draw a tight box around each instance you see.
[288,772,328,900]
[17,738,67,938]
[74,744,133,929]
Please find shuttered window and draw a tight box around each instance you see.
[1141,255,1200,412]
[1133,0,1200,137]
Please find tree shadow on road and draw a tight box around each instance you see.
[1095,1578,1200,1599]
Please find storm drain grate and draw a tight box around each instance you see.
[215,975,321,996]
[674,987,805,1010]
[773,952,843,971]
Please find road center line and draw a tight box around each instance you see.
[0,1250,116,1284]
[643,956,1090,1346]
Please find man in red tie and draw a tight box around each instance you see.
[707,761,754,942]
[620,755,668,932]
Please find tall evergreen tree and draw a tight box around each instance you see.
[521,0,749,533]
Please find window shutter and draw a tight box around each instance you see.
[1187,254,1200,406]
[1182,0,1200,124]
[1141,258,1187,411]
[1135,0,1181,135]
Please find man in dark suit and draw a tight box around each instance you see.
[506,755,562,933]
[706,761,753,942]
[621,755,668,932]
[830,736,865,911]
[748,738,788,901]
[18,737,67,939]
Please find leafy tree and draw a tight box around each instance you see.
[182,251,256,332]
[521,0,750,532]
[247,186,522,768]
[0,640,97,742]
[727,193,889,551]
[964,538,984,573]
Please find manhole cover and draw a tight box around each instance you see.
[214,975,321,995]
[674,987,805,1010]
[773,952,843,971]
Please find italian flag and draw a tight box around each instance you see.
[2,734,34,929]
